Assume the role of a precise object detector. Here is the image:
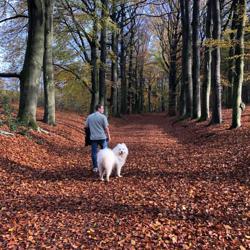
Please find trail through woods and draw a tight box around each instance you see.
[0,108,249,249]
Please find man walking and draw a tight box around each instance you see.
[85,104,111,172]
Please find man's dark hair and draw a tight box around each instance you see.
[95,104,102,111]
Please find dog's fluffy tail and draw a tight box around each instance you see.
[97,149,116,169]
[97,148,116,181]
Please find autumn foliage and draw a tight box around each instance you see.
[0,107,249,249]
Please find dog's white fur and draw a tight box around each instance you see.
[97,143,128,182]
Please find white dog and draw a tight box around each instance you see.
[97,143,128,182]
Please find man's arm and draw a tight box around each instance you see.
[105,126,111,142]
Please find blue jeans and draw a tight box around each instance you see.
[91,139,108,169]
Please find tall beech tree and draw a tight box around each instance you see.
[226,1,238,108]
[99,0,108,114]
[192,0,201,119]
[110,0,120,117]
[153,0,181,116]
[120,1,128,114]
[210,0,222,124]
[18,0,45,128]
[0,0,56,128]
[43,0,55,125]
[180,0,192,117]
[231,0,246,128]
[200,0,212,121]
[57,0,99,114]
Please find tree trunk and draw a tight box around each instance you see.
[200,0,212,121]
[110,0,119,116]
[180,0,192,117]
[179,0,186,116]
[99,0,108,115]
[43,0,55,125]
[133,59,139,113]
[120,2,127,114]
[111,31,119,116]
[127,16,135,114]
[148,85,151,112]
[210,0,222,124]
[127,37,134,114]
[168,43,178,116]
[185,0,193,117]
[168,4,180,118]
[192,0,201,119]
[231,0,246,128]
[227,0,238,108]
[90,19,99,114]
[139,65,144,113]
[18,0,45,128]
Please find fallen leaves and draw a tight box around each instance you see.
[0,107,249,248]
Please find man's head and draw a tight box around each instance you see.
[95,104,104,113]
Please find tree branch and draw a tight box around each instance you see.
[0,73,20,78]
[0,14,28,24]
[53,63,93,94]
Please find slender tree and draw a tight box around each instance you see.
[120,1,127,114]
[179,0,186,116]
[127,15,136,114]
[226,0,238,108]
[231,0,246,128]
[185,0,193,117]
[192,0,201,119]
[90,18,99,114]
[210,0,222,124]
[200,0,212,121]
[43,0,55,125]
[99,0,108,115]
[110,0,119,116]
[180,0,192,117]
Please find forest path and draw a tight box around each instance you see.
[0,111,249,249]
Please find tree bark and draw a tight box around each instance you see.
[127,18,135,114]
[43,0,55,125]
[210,0,222,124]
[148,85,151,112]
[168,41,178,116]
[18,0,45,128]
[179,0,186,116]
[227,0,238,108]
[139,64,144,113]
[110,20,119,116]
[185,0,193,117]
[231,0,246,128]
[200,0,212,121]
[133,59,139,113]
[90,19,99,114]
[99,0,108,115]
[180,0,192,117]
[120,2,127,114]
[168,6,180,117]
[192,0,201,119]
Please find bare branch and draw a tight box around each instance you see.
[0,14,28,24]
[0,73,20,78]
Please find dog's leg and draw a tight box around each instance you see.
[99,166,105,181]
[116,165,122,178]
[105,167,112,182]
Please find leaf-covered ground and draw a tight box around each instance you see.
[0,107,249,249]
